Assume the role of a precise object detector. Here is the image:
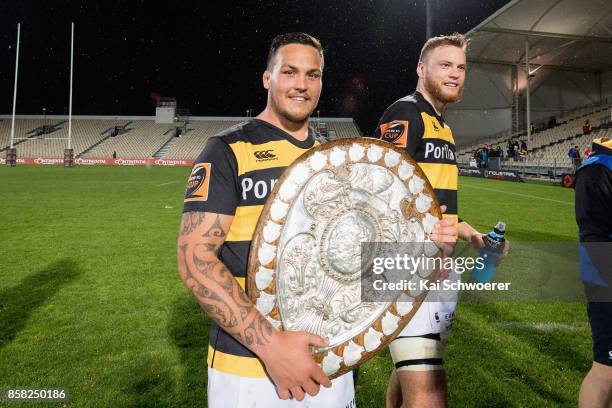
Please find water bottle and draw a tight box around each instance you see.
[472,221,506,283]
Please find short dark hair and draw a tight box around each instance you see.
[266,32,324,69]
[419,32,468,62]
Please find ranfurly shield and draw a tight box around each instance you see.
[247,138,443,379]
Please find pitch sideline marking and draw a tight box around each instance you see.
[156,181,176,187]
[460,183,573,205]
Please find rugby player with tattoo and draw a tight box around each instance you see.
[177,33,356,407]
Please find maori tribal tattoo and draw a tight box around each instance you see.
[177,212,273,349]
[179,212,206,236]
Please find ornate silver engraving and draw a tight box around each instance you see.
[249,140,442,376]
[275,159,426,348]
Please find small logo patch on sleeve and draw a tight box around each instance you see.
[380,120,409,147]
[184,163,211,202]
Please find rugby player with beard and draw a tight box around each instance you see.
[374,33,509,407]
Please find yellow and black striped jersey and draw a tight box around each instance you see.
[182,118,318,378]
[374,91,459,224]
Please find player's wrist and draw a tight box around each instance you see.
[252,326,282,362]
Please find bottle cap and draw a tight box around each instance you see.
[494,221,506,234]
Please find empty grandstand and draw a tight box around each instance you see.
[1,118,118,158]
[0,116,361,161]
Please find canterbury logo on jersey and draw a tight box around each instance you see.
[241,177,278,200]
[253,150,277,161]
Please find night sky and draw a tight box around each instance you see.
[0,0,509,134]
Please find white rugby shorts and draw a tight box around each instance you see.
[207,367,355,407]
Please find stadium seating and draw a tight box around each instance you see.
[321,121,361,139]
[1,117,362,160]
[82,121,171,158]
[457,102,612,169]
[532,127,612,167]
[1,119,118,157]
[163,120,243,159]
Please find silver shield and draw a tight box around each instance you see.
[247,138,443,378]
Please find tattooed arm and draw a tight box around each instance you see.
[177,211,332,401]
[177,211,274,347]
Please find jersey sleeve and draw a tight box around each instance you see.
[182,137,239,215]
[374,101,425,158]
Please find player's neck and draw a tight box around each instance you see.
[416,83,446,117]
[256,109,310,141]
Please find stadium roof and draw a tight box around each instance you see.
[445,0,612,142]
[466,0,612,74]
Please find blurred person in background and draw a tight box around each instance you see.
[574,137,612,408]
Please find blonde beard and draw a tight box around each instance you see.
[425,76,463,105]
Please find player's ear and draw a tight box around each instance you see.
[416,61,425,78]
[263,70,271,90]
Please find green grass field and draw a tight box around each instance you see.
[0,166,589,407]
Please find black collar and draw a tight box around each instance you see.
[413,91,445,125]
[251,119,315,149]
